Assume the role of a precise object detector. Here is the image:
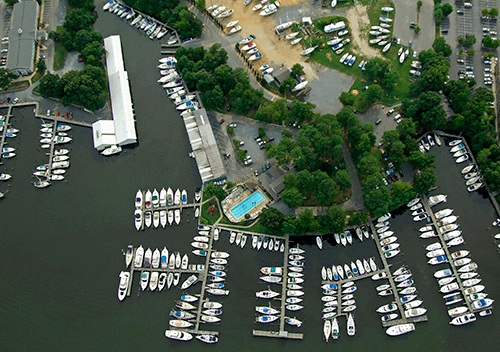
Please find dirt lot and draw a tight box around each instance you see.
[346,3,383,59]
[208,0,320,79]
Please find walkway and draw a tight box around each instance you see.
[339,143,365,211]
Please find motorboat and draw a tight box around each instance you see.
[450,313,476,325]
[340,232,347,246]
[144,211,152,228]
[337,265,344,279]
[468,182,483,192]
[285,317,302,327]
[226,20,239,28]
[379,289,393,296]
[174,209,180,225]
[169,319,193,328]
[400,287,417,295]
[101,145,122,156]
[229,25,242,34]
[443,230,462,241]
[363,259,371,274]
[453,257,471,267]
[461,272,478,280]
[344,264,353,279]
[300,46,318,56]
[440,282,459,294]
[386,323,415,336]
[149,272,158,291]
[464,285,485,295]
[135,190,143,208]
[331,318,339,340]
[346,230,353,244]
[447,237,464,247]
[370,258,377,272]
[204,301,222,309]
[382,243,400,252]
[118,272,130,301]
[377,303,398,313]
[456,155,470,163]
[451,250,469,260]
[439,224,458,233]
[356,259,365,275]
[428,255,448,265]
[140,271,150,291]
[377,284,391,292]
[164,330,193,341]
[463,278,482,288]
[287,290,304,297]
[437,215,458,226]
[380,236,397,246]
[420,231,437,239]
[449,306,469,317]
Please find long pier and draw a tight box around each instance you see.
[0,107,13,166]
[422,194,474,313]
[35,115,92,128]
[369,222,429,327]
[253,234,304,340]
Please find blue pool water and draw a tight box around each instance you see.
[231,191,266,219]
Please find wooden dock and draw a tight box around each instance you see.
[422,194,474,313]
[369,222,429,327]
[35,115,92,128]
[253,235,304,340]
[0,107,13,166]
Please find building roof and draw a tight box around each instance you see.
[6,1,39,76]
[92,120,117,149]
[273,66,291,85]
[101,35,137,147]
[182,108,226,183]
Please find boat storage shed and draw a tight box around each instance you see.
[92,35,137,150]
[182,108,226,183]
[6,1,40,76]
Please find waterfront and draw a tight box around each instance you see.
[1,4,500,352]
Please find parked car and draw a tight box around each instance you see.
[375,119,382,125]
[457,59,464,64]
[266,161,270,169]
[229,123,237,128]
[387,109,395,116]
[219,118,225,124]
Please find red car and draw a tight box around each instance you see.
[219,118,225,124]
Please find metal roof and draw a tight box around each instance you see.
[6,1,39,76]
[182,108,226,183]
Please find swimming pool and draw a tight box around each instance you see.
[230,191,266,219]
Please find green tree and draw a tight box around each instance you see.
[260,208,285,234]
[421,105,447,131]
[202,85,225,111]
[73,29,103,53]
[203,182,227,201]
[227,126,233,135]
[68,0,94,10]
[391,181,416,208]
[339,91,356,106]
[482,9,490,17]
[408,151,435,170]
[415,27,421,34]
[282,130,293,138]
[291,63,305,78]
[237,149,247,162]
[4,0,19,6]
[196,0,206,11]
[434,6,443,21]
[283,214,299,235]
[298,208,316,233]
[442,3,453,16]
[281,187,303,208]
[366,84,383,103]
[38,73,61,98]
[465,35,476,46]
[0,68,18,90]
[333,169,352,190]
[82,41,106,66]
[364,58,389,82]
[490,8,499,17]
[36,58,46,73]
[348,211,368,226]
[325,206,346,233]
[63,8,95,33]
[467,48,475,57]
[432,37,452,57]
[362,187,392,217]
[413,167,437,193]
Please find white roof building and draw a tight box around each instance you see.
[182,108,226,183]
[92,35,137,150]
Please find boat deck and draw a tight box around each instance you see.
[253,234,304,340]
[422,194,474,314]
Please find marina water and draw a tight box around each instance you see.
[1,4,500,351]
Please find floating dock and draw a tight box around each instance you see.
[253,234,304,340]
[422,194,474,313]
[0,107,14,165]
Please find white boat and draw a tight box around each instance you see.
[300,46,318,56]
[324,319,331,342]
[285,317,302,327]
[101,144,122,156]
[448,306,469,317]
[149,272,159,291]
[140,271,150,291]
[347,313,355,336]
[229,25,242,34]
[316,236,323,249]
[256,289,280,299]
[134,245,144,268]
[450,313,476,325]
[382,42,391,52]
[331,317,339,339]
[169,319,193,328]
[118,272,130,301]
[386,323,415,336]
[226,20,238,28]
[165,330,193,341]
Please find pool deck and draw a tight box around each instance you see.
[222,187,270,223]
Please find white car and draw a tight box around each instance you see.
[46,109,51,116]
[13,97,18,104]
[229,123,237,128]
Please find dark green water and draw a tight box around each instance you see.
[1,3,499,351]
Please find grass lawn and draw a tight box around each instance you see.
[31,70,44,84]
[53,42,68,72]
[200,200,221,225]
[307,0,417,110]
[7,80,30,90]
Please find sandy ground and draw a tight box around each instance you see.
[346,3,383,59]
[208,0,319,79]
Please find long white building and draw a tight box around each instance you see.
[92,35,137,150]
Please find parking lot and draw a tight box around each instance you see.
[207,111,296,185]
[356,104,400,143]
[393,0,436,52]
[448,0,498,88]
